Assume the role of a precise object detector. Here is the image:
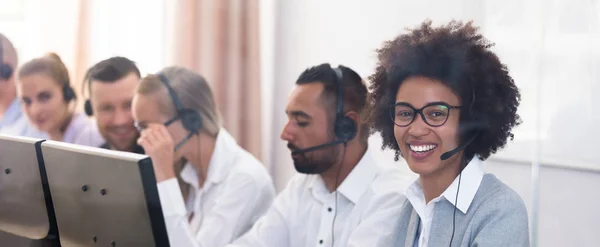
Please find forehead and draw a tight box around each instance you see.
[132,92,167,122]
[286,83,327,114]
[395,76,460,107]
[18,74,59,94]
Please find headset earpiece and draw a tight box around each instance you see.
[335,116,357,142]
[179,109,203,134]
[0,40,13,80]
[63,85,76,102]
[332,67,357,143]
[0,64,12,80]
[84,100,93,116]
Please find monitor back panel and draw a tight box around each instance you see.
[41,140,168,247]
[0,135,51,239]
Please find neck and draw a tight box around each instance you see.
[420,154,464,204]
[0,86,16,118]
[48,130,64,141]
[184,132,216,188]
[321,141,367,192]
[49,112,74,141]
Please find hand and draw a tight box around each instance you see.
[137,123,176,182]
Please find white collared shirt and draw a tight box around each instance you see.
[157,128,276,247]
[404,156,484,247]
[229,147,412,247]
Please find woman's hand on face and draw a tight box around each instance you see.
[137,123,176,182]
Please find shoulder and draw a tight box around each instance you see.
[471,174,528,226]
[477,174,527,210]
[274,172,318,200]
[371,164,416,195]
[227,148,274,187]
[71,114,105,147]
[360,164,414,214]
[466,174,530,246]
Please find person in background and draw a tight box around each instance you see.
[229,63,411,247]
[17,53,104,147]
[0,33,45,138]
[83,56,144,153]
[132,66,276,247]
[369,20,529,246]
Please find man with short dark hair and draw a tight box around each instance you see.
[83,57,144,153]
[230,63,411,247]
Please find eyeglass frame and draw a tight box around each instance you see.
[389,101,462,127]
[134,116,179,132]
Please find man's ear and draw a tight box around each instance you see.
[344,111,359,125]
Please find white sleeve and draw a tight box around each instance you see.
[228,179,297,247]
[346,168,412,247]
[157,174,275,247]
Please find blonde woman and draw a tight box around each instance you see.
[132,66,276,247]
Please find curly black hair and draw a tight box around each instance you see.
[369,20,522,161]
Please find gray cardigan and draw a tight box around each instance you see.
[389,174,530,247]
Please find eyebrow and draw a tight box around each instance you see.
[394,101,450,107]
[286,110,312,120]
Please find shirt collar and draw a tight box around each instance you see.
[442,155,484,213]
[308,147,380,205]
[180,128,239,189]
[338,147,379,204]
[405,155,485,214]
[0,99,22,126]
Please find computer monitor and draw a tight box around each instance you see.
[40,140,169,247]
[0,134,58,242]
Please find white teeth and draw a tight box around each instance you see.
[409,144,436,152]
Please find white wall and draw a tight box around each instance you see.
[262,0,600,246]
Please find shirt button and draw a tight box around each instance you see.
[319,239,323,244]
[328,207,332,212]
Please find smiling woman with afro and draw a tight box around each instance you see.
[369,20,529,247]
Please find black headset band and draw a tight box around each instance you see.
[333,67,344,119]
[157,73,186,114]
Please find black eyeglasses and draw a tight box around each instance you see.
[389,102,461,127]
[134,116,179,132]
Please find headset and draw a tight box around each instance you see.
[157,73,203,150]
[332,67,357,143]
[291,66,358,155]
[62,84,76,103]
[81,72,94,116]
[0,38,14,81]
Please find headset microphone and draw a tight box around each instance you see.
[440,121,487,161]
[175,132,195,152]
[291,140,344,155]
[440,133,478,160]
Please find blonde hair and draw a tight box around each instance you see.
[18,53,71,90]
[137,66,221,136]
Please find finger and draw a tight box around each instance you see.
[148,123,173,146]
[145,128,160,143]
[156,125,173,144]
[137,135,153,149]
